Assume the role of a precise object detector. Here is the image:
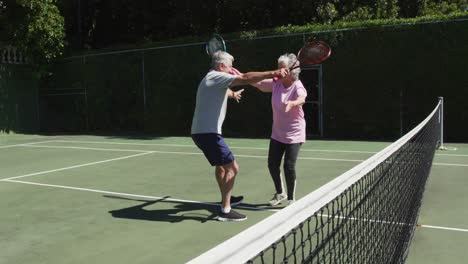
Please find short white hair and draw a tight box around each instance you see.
[211,51,234,68]
[278,53,301,80]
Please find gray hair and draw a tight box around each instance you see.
[211,51,234,68]
[278,53,301,80]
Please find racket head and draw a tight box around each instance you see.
[205,34,226,56]
[297,41,331,65]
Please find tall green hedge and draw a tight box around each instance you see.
[322,20,468,140]
[41,18,468,142]
[0,64,39,133]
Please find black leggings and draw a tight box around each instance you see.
[268,138,302,200]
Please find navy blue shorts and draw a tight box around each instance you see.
[191,133,235,166]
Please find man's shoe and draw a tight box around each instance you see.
[219,195,244,207]
[230,195,244,206]
[217,209,247,222]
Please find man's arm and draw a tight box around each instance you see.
[230,69,288,87]
[227,88,244,103]
[251,80,273,93]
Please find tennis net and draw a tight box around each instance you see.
[189,98,442,264]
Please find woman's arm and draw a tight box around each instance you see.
[285,95,306,112]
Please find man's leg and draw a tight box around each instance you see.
[215,160,246,221]
[192,134,245,221]
[216,160,239,210]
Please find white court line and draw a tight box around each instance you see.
[238,154,363,162]
[418,224,468,232]
[318,214,468,232]
[19,144,365,162]
[0,151,155,181]
[4,140,467,233]
[437,153,468,157]
[0,140,58,149]
[318,213,468,232]
[3,179,465,233]
[2,179,279,212]
[433,162,468,167]
[21,144,151,153]
[19,144,468,166]
[53,140,467,157]
[7,145,364,184]
[53,140,378,154]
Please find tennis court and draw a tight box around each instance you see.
[0,132,467,264]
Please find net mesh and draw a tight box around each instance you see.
[189,99,441,264]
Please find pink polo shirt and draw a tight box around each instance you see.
[257,79,307,144]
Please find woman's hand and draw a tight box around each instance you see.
[230,67,242,75]
[285,101,295,112]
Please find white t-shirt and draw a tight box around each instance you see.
[191,70,237,134]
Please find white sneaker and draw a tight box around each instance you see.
[287,200,295,205]
[269,193,287,206]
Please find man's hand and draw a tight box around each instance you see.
[273,68,290,79]
[232,89,244,103]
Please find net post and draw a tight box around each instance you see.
[83,55,89,131]
[438,96,444,149]
[141,51,147,129]
[437,97,457,151]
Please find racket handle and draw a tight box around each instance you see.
[274,65,299,81]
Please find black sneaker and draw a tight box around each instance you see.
[230,195,244,206]
[219,195,244,207]
[218,209,247,222]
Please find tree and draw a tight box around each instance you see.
[0,1,8,40]
[2,0,65,64]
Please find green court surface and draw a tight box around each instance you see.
[0,134,466,264]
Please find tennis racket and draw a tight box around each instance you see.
[274,41,331,81]
[205,33,226,56]
[205,33,241,76]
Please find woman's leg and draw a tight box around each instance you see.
[283,143,302,201]
[268,139,286,194]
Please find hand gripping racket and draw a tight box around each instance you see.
[274,41,331,81]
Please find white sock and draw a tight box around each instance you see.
[221,207,231,213]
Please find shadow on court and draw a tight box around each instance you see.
[106,195,221,223]
[106,195,281,223]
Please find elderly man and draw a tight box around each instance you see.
[191,51,288,222]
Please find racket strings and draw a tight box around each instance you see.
[299,43,330,64]
[206,35,226,56]
[207,41,223,55]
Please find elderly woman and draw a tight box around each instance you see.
[253,53,307,206]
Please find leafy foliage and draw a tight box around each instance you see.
[2,0,65,64]
[58,0,468,50]
[421,0,468,15]
[1,0,467,61]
